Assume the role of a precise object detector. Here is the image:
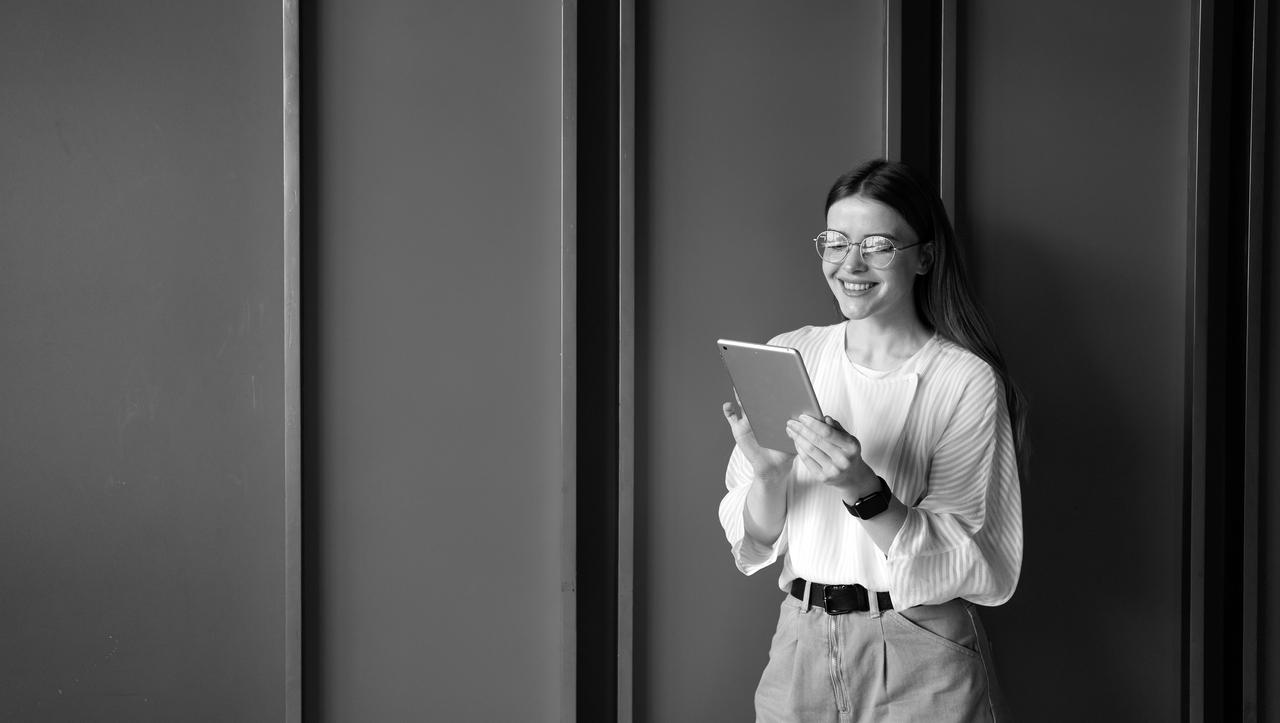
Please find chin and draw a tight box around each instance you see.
[836,300,874,321]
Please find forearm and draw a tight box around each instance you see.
[743,473,788,546]
[842,490,907,554]
[837,457,907,555]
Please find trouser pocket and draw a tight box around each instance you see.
[886,598,981,657]
[882,599,991,721]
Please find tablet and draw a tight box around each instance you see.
[717,338,823,454]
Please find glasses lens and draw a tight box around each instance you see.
[861,236,895,269]
[816,232,851,263]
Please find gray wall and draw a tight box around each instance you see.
[309,0,564,720]
[957,2,1190,719]
[638,1,1195,721]
[0,1,290,720]
[9,2,1273,720]
[636,3,884,720]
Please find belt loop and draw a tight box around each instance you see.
[801,579,813,613]
[867,586,882,618]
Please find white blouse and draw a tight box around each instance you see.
[717,323,1023,609]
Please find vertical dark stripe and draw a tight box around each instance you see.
[1184,3,1212,718]
[631,3,651,719]
[1241,2,1268,718]
[894,0,943,194]
[1186,0,1267,720]
[576,1,621,719]
[884,0,903,160]
[889,0,956,240]
[1207,5,1235,715]
[937,0,957,219]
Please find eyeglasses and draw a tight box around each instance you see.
[813,230,924,269]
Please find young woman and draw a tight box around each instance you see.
[718,159,1024,722]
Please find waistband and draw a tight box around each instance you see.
[789,578,894,615]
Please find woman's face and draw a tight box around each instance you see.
[822,195,931,324]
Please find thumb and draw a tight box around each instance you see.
[723,402,759,446]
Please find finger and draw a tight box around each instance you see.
[789,418,846,459]
[795,415,859,458]
[822,416,862,454]
[793,422,858,477]
[725,401,754,427]
[798,454,823,476]
[723,401,747,426]
[796,443,837,478]
[791,440,824,475]
[821,416,862,457]
[724,402,761,448]
[796,414,841,441]
[788,425,836,471]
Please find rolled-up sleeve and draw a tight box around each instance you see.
[884,368,1023,608]
[718,445,789,575]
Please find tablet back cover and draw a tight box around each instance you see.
[717,340,822,454]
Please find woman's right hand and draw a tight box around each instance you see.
[722,401,795,485]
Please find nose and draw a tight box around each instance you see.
[841,243,868,271]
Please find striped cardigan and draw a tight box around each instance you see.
[718,323,1023,609]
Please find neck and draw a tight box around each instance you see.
[843,309,932,369]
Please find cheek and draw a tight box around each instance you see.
[893,272,921,296]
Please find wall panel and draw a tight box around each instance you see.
[307,1,564,720]
[636,3,884,719]
[0,2,293,719]
[957,2,1190,718]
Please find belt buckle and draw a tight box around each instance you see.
[822,584,855,616]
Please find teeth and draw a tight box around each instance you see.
[842,282,874,291]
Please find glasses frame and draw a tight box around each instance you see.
[813,230,925,269]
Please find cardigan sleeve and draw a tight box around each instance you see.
[718,445,789,575]
[884,366,1023,608]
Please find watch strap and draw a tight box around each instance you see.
[843,476,891,520]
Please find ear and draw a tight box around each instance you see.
[916,242,936,275]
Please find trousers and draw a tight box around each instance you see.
[754,593,1010,722]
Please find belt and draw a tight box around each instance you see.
[789,578,893,615]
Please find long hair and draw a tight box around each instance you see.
[825,159,1028,467]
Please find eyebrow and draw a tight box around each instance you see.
[827,229,902,241]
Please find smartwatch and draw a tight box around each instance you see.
[843,476,892,520]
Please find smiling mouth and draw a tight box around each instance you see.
[840,281,878,293]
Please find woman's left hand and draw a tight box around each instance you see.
[785,415,880,499]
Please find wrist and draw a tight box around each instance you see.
[840,462,882,502]
[842,475,893,520]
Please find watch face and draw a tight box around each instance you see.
[853,491,891,520]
